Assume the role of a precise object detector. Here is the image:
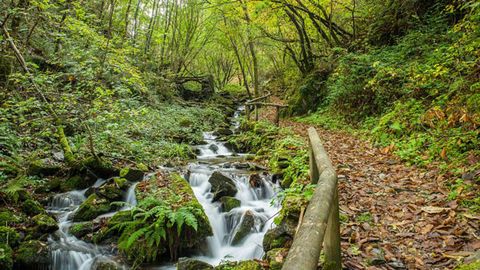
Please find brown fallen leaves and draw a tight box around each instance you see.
[257,101,479,269]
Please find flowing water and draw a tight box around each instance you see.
[47,107,281,269]
[185,134,281,266]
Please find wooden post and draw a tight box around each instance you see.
[324,189,341,270]
[274,106,280,126]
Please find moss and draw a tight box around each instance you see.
[21,199,45,216]
[0,243,13,270]
[215,260,262,270]
[219,196,241,212]
[97,183,123,201]
[128,172,212,261]
[113,177,128,189]
[27,159,62,176]
[177,257,214,270]
[0,226,20,247]
[62,175,88,190]
[69,222,94,239]
[274,194,307,225]
[456,261,480,270]
[14,240,49,267]
[32,214,58,234]
[72,194,114,222]
[0,210,23,226]
[266,248,289,270]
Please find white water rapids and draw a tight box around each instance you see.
[47,108,281,269]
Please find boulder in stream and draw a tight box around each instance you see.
[219,196,241,212]
[72,194,114,222]
[90,257,124,270]
[208,171,237,201]
[177,257,214,270]
[232,210,256,245]
[31,213,58,234]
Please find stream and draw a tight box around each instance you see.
[47,108,281,269]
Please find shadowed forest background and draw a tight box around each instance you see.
[0,0,479,269]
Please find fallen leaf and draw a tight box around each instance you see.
[421,206,449,214]
[421,224,434,235]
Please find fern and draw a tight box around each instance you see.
[114,196,200,264]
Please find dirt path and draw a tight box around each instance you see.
[258,101,480,269]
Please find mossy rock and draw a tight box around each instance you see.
[177,257,214,270]
[219,196,241,212]
[69,222,95,239]
[0,210,24,225]
[0,226,20,247]
[14,240,49,269]
[0,243,13,270]
[90,257,123,270]
[28,159,62,176]
[80,158,119,179]
[62,175,89,190]
[97,183,124,201]
[215,260,262,270]
[32,214,58,234]
[21,199,45,216]
[208,171,237,201]
[72,194,114,222]
[265,248,289,270]
[135,172,213,254]
[232,210,255,245]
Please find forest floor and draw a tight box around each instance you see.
[259,98,480,270]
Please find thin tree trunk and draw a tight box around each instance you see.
[240,0,260,96]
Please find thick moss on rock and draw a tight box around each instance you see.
[69,222,95,239]
[62,175,89,190]
[96,183,124,201]
[177,257,213,270]
[232,211,255,245]
[0,210,24,225]
[0,243,13,270]
[265,248,288,270]
[32,214,58,233]
[219,196,241,212]
[22,199,45,216]
[208,171,237,201]
[134,172,213,258]
[28,159,62,176]
[72,194,114,222]
[0,226,20,247]
[263,195,303,253]
[215,260,262,270]
[14,240,49,269]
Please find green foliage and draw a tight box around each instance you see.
[112,197,201,266]
[229,121,309,187]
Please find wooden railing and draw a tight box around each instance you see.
[244,91,287,126]
[282,127,341,270]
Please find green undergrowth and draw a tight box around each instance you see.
[229,120,309,188]
[291,4,480,213]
